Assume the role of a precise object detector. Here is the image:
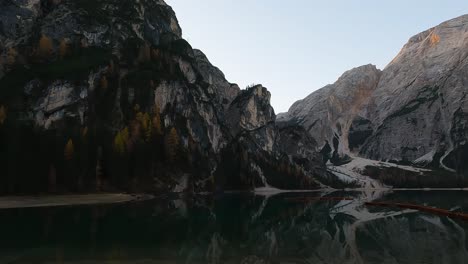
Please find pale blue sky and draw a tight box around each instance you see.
[165,0,468,113]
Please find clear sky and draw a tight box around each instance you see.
[165,0,468,113]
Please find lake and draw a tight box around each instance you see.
[1,190,468,264]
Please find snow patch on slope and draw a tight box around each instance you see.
[342,157,430,173]
[414,149,436,164]
[327,157,431,189]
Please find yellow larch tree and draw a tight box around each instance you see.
[59,39,69,59]
[100,76,108,90]
[38,35,53,59]
[136,111,152,142]
[165,127,179,162]
[113,127,129,154]
[64,139,74,160]
[152,106,163,137]
[6,48,18,65]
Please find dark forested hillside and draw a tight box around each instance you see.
[0,0,328,194]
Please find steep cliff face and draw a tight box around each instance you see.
[280,15,468,179]
[0,0,325,194]
[361,15,468,175]
[215,85,321,190]
[277,65,381,161]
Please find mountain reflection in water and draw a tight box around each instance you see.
[1,190,468,264]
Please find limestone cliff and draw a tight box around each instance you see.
[277,65,381,161]
[0,0,325,194]
[280,14,468,181]
[361,14,468,176]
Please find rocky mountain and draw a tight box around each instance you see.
[361,14,468,175]
[277,64,382,161]
[0,0,326,194]
[280,14,468,181]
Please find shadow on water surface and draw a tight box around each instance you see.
[0,190,468,264]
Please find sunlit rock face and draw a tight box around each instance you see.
[281,15,468,177]
[361,15,468,174]
[0,0,327,194]
[277,64,381,159]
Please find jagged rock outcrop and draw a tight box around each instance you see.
[0,0,326,194]
[275,124,331,185]
[193,49,240,110]
[216,85,321,190]
[277,64,381,160]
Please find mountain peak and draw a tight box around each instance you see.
[387,14,468,69]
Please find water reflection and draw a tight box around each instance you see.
[0,191,468,264]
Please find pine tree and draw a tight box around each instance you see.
[48,164,57,193]
[165,127,179,162]
[188,135,197,154]
[151,48,160,60]
[64,139,74,160]
[0,105,6,125]
[138,42,151,63]
[96,146,103,191]
[187,135,199,168]
[241,148,249,163]
[38,35,53,59]
[107,60,115,75]
[279,161,287,173]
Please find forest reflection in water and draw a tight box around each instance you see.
[1,190,468,264]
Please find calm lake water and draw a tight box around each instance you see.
[1,190,468,264]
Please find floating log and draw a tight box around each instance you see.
[365,201,468,221]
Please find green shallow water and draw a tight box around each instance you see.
[1,190,468,264]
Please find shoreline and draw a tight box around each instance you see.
[0,193,153,210]
[1,188,468,209]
